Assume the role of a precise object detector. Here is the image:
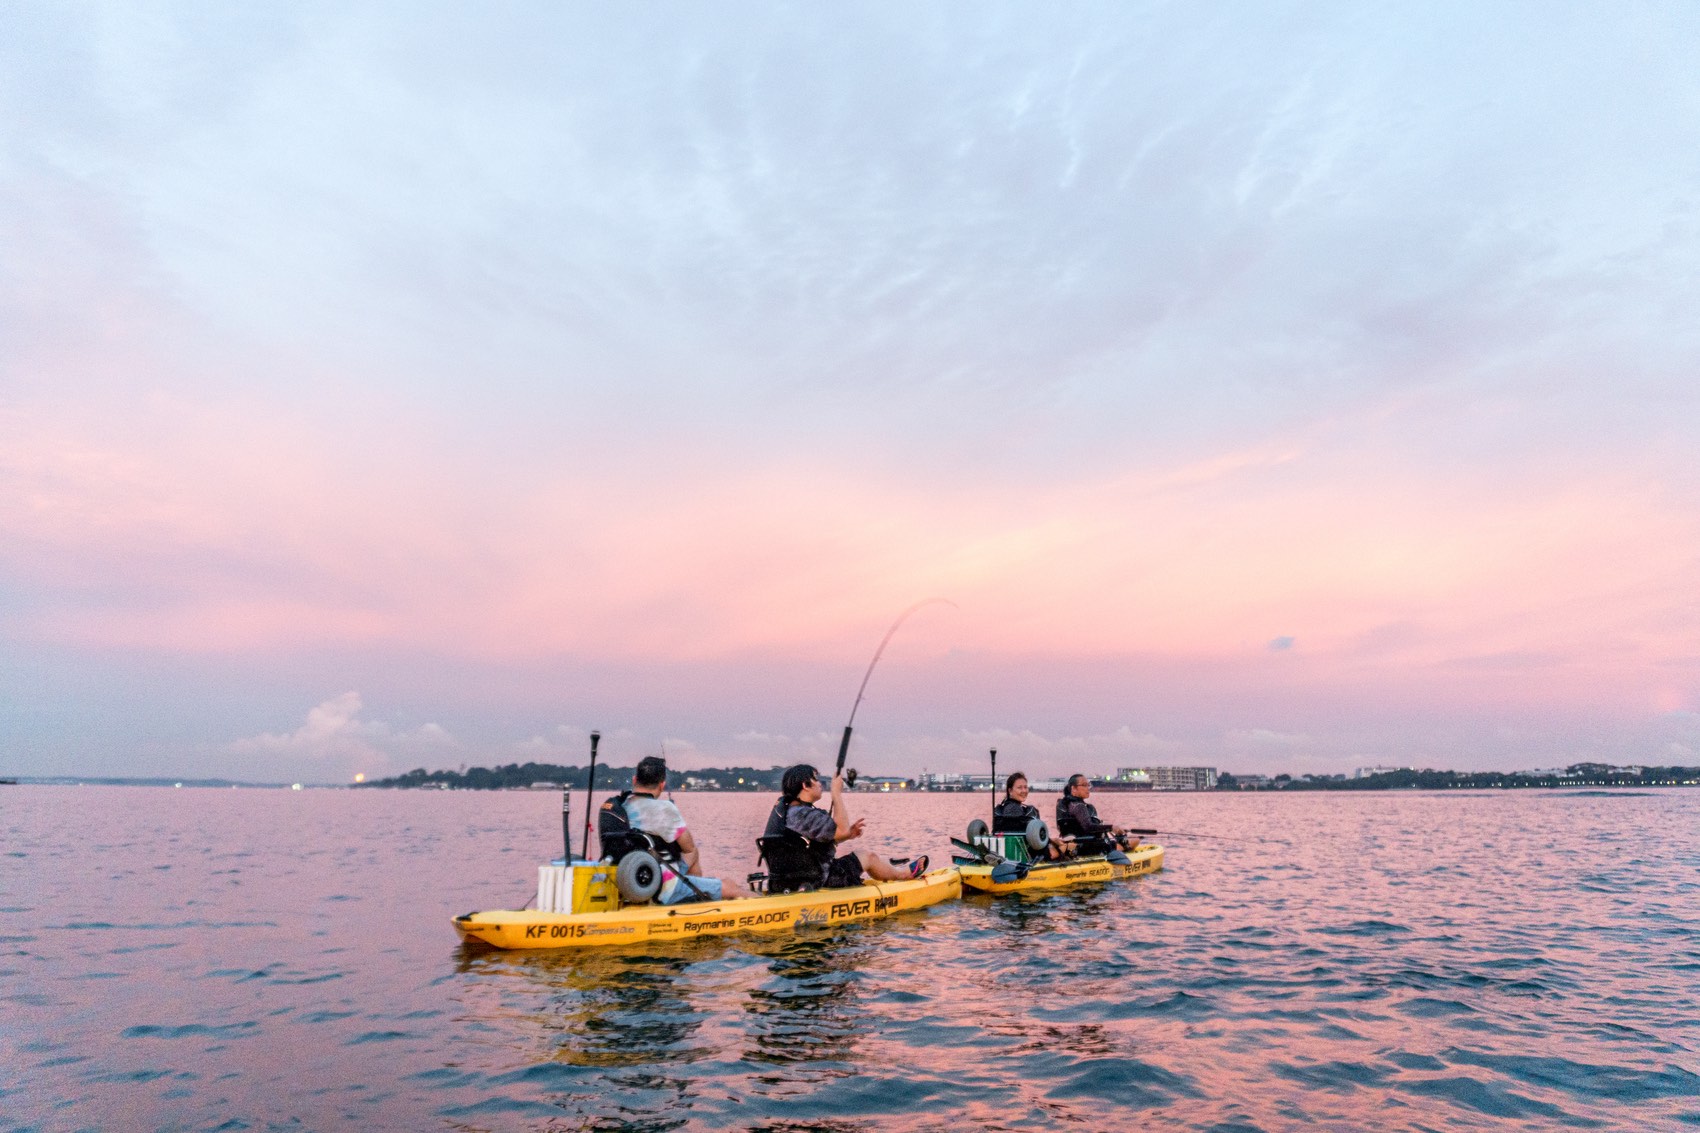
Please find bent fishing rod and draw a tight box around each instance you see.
[833,598,956,786]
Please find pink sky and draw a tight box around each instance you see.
[3,5,1697,780]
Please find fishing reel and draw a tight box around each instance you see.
[841,767,858,788]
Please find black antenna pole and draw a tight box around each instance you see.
[580,731,600,861]
[989,748,997,828]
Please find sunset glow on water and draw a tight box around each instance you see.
[5,6,1699,787]
[5,786,1696,1130]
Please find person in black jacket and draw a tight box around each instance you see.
[1054,773,1137,857]
[991,771,1065,859]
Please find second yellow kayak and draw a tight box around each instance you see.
[958,844,1164,895]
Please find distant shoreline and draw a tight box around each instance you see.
[4,777,330,789]
[5,776,1696,792]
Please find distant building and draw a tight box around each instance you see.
[1087,768,1151,791]
[916,772,997,791]
[1353,766,1412,779]
[855,776,912,792]
[1096,766,1217,790]
[1233,774,1272,790]
[919,772,1076,792]
[1146,766,1217,791]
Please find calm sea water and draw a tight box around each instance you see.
[3,785,1698,1131]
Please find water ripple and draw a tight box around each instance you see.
[5,785,1699,1131]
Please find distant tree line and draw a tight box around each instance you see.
[364,761,1699,792]
[359,762,790,791]
[1217,764,1700,791]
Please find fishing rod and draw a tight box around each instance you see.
[833,598,956,787]
[561,781,572,865]
[988,748,997,831]
[1125,827,1276,844]
[579,730,601,861]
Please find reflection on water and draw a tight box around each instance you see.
[6,786,1699,1131]
[546,954,706,1070]
[449,929,895,1130]
[450,945,725,1130]
[742,933,870,1071]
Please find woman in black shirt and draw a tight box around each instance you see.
[991,771,1066,860]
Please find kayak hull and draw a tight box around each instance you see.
[454,867,962,950]
[958,844,1164,894]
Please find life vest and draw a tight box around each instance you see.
[1054,795,1110,839]
[992,797,1039,835]
[598,790,683,862]
[761,796,835,888]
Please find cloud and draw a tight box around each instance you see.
[228,692,455,778]
[734,731,795,746]
[230,692,368,755]
[514,726,638,761]
[892,726,1185,777]
[1226,728,1312,749]
[1268,636,1295,651]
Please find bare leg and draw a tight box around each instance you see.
[684,869,752,899]
[718,875,753,899]
[855,850,910,882]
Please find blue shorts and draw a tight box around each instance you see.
[658,871,723,904]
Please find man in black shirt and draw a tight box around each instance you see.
[764,764,929,888]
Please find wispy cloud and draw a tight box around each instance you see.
[3,4,1696,776]
[1227,729,1312,749]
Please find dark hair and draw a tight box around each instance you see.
[635,756,668,788]
[1066,773,1088,793]
[1004,770,1027,795]
[781,764,819,800]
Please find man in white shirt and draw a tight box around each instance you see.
[619,755,749,903]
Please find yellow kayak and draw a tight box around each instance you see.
[958,844,1164,895]
[454,867,962,950]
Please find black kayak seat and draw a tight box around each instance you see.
[752,832,823,894]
